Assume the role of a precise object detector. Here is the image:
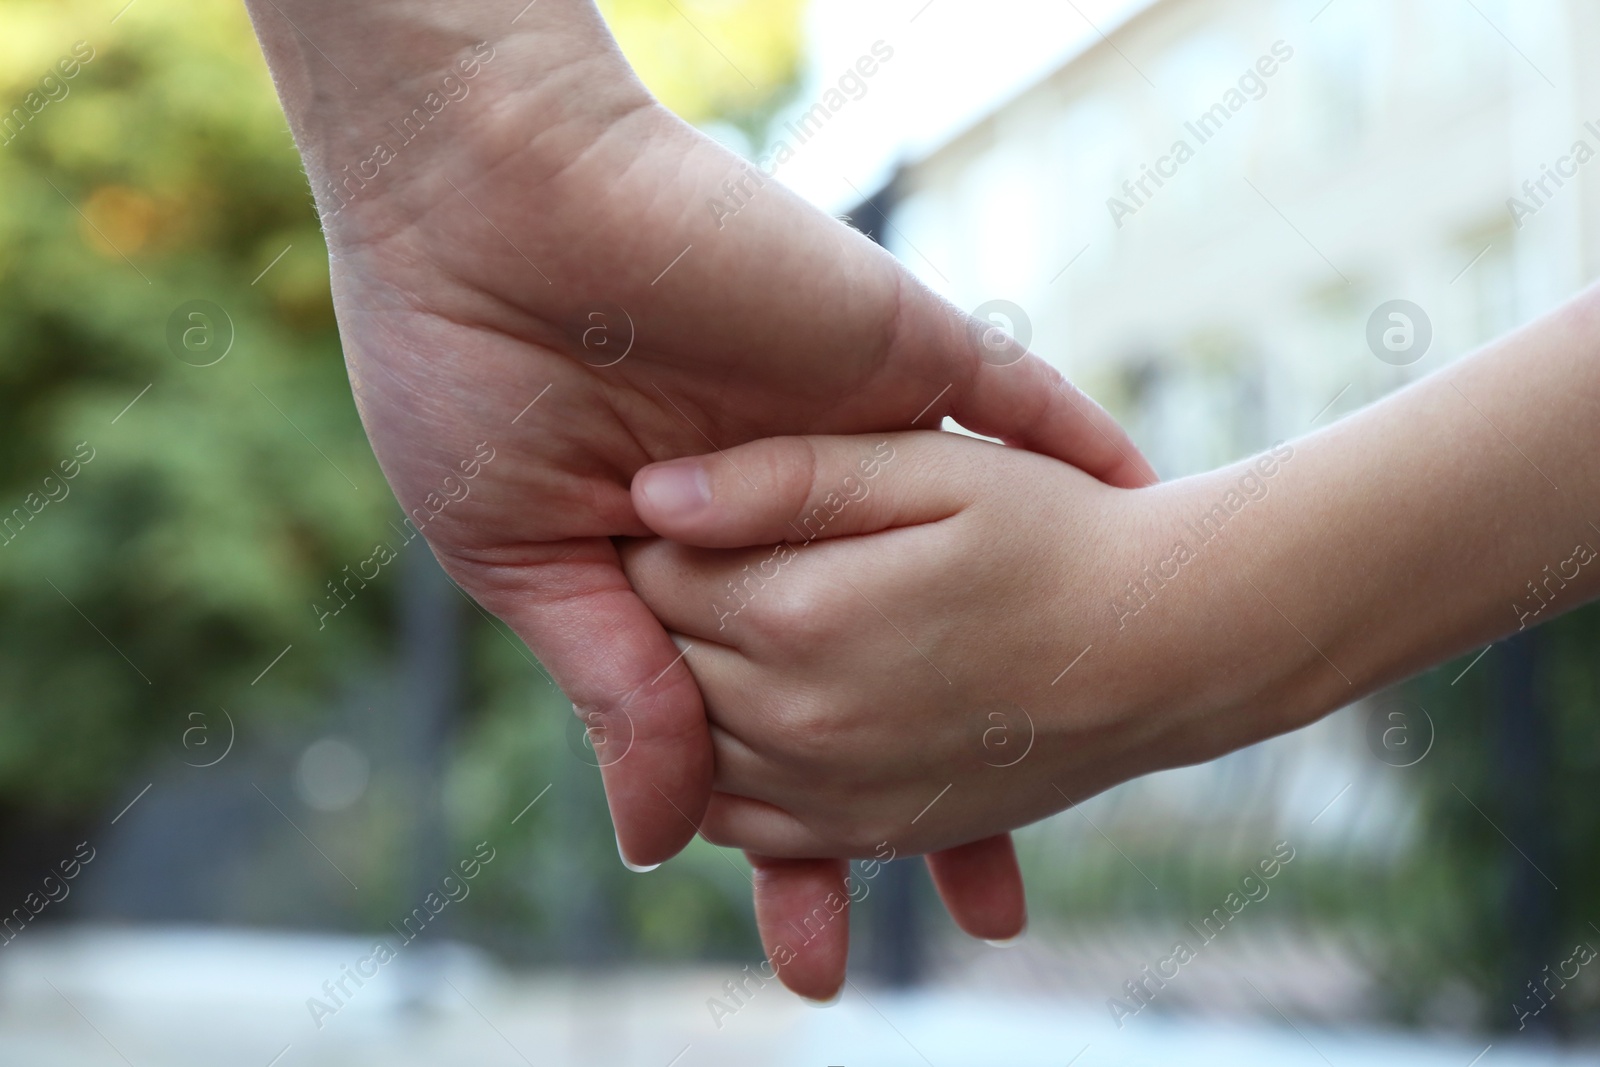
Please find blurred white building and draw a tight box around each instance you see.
[885,0,1595,476]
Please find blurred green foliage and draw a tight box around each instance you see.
[0,0,799,962]
[1391,612,1600,1032]
[0,0,376,811]
[1018,606,1600,1035]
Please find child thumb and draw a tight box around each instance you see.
[631,432,971,548]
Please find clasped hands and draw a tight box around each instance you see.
[244,0,1600,1008]
[250,1,1173,1005]
[621,430,1136,977]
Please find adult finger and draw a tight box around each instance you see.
[924,835,1027,943]
[748,853,850,1003]
[445,537,711,869]
[892,277,1159,490]
[732,810,1027,972]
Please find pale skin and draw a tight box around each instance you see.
[623,282,1600,967]
[239,0,1158,1000]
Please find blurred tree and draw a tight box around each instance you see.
[0,0,799,963]
[600,0,807,140]
[0,0,377,817]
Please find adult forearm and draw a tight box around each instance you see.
[240,0,646,238]
[1195,283,1600,735]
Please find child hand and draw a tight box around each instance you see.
[621,431,1154,863]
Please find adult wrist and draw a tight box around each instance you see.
[241,0,650,242]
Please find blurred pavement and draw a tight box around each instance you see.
[0,927,1590,1066]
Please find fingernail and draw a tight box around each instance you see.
[984,926,1027,949]
[617,833,660,874]
[637,462,711,519]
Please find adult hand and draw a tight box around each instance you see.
[243,0,1155,999]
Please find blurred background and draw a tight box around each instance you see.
[2,0,1599,1062]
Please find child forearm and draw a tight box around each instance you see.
[1157,281,1600,741]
